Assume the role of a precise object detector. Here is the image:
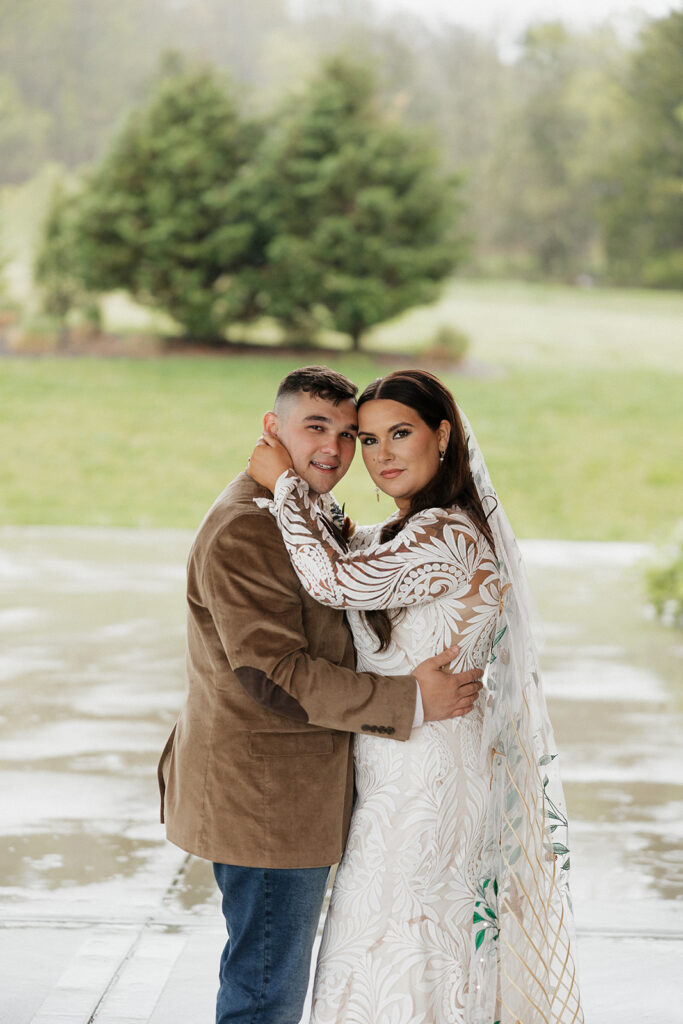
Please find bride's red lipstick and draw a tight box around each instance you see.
[380,469,403,478]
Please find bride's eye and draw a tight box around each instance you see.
[360,437,377,446]
[393,429,410,439]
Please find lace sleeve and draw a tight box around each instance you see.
[255,470,496,610]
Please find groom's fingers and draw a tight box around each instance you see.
[457,680,484,698]
[420,644,461,671]
[419,647,484,682]
[457,682,484,702]
[261,431,291,452]
[454,670,484,685]
[456,675,483,692]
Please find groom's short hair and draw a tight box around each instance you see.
[275,366,358,411]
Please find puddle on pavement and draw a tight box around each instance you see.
[0,829,161,889]
[1,528,681,922]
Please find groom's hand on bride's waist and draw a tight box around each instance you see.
[413,646,484,723]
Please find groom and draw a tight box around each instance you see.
[158,365,484,1024]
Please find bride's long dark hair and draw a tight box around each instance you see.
[358,369,496,651]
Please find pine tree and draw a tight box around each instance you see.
[73,64,260,339]
[34,181,89,347]
[248,58,465,350]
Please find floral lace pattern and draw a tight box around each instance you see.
[258,462,583,1023]
[260,471,500,618]
[257,474,502,1022]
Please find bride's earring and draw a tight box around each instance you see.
[439,449,445,463]
[375,485,381,502]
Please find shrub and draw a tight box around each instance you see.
[646,520,683,628]
[423,324,470,363]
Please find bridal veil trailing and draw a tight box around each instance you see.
[461,411,583,1024]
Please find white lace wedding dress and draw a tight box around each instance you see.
[260,474,501,1024]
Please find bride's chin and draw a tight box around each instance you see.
[373,481,401,502]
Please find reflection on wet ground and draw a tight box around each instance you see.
[526,541,683,918]
[1,529,681,1022]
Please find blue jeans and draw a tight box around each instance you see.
[213,862,330,1024]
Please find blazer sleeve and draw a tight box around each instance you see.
[201,509,416,739]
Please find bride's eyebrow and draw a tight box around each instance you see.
[358,422,413,437]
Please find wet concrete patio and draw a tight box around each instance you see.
[1,527,681,1023]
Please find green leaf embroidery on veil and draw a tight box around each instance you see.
[488,625,507,663]
[473,877,500,953]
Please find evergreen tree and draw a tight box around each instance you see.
[248,58,465,350]
[74,64,260,339]
[34,181,91,345]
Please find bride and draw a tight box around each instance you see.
[249,369,583,1024]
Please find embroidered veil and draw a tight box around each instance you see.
[460,410,584,1024]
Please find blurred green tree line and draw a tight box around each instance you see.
[2,0,681,290]
[35,59,463,348]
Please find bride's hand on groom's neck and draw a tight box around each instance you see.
[248,432,293,493]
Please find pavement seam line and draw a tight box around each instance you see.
[88,853,194,1023]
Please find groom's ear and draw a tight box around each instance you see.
[263,411,279,436]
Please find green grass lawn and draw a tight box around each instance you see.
[369,278,683,373]
[1,352,680,540]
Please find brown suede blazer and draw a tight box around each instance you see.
[158,472,416,868]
